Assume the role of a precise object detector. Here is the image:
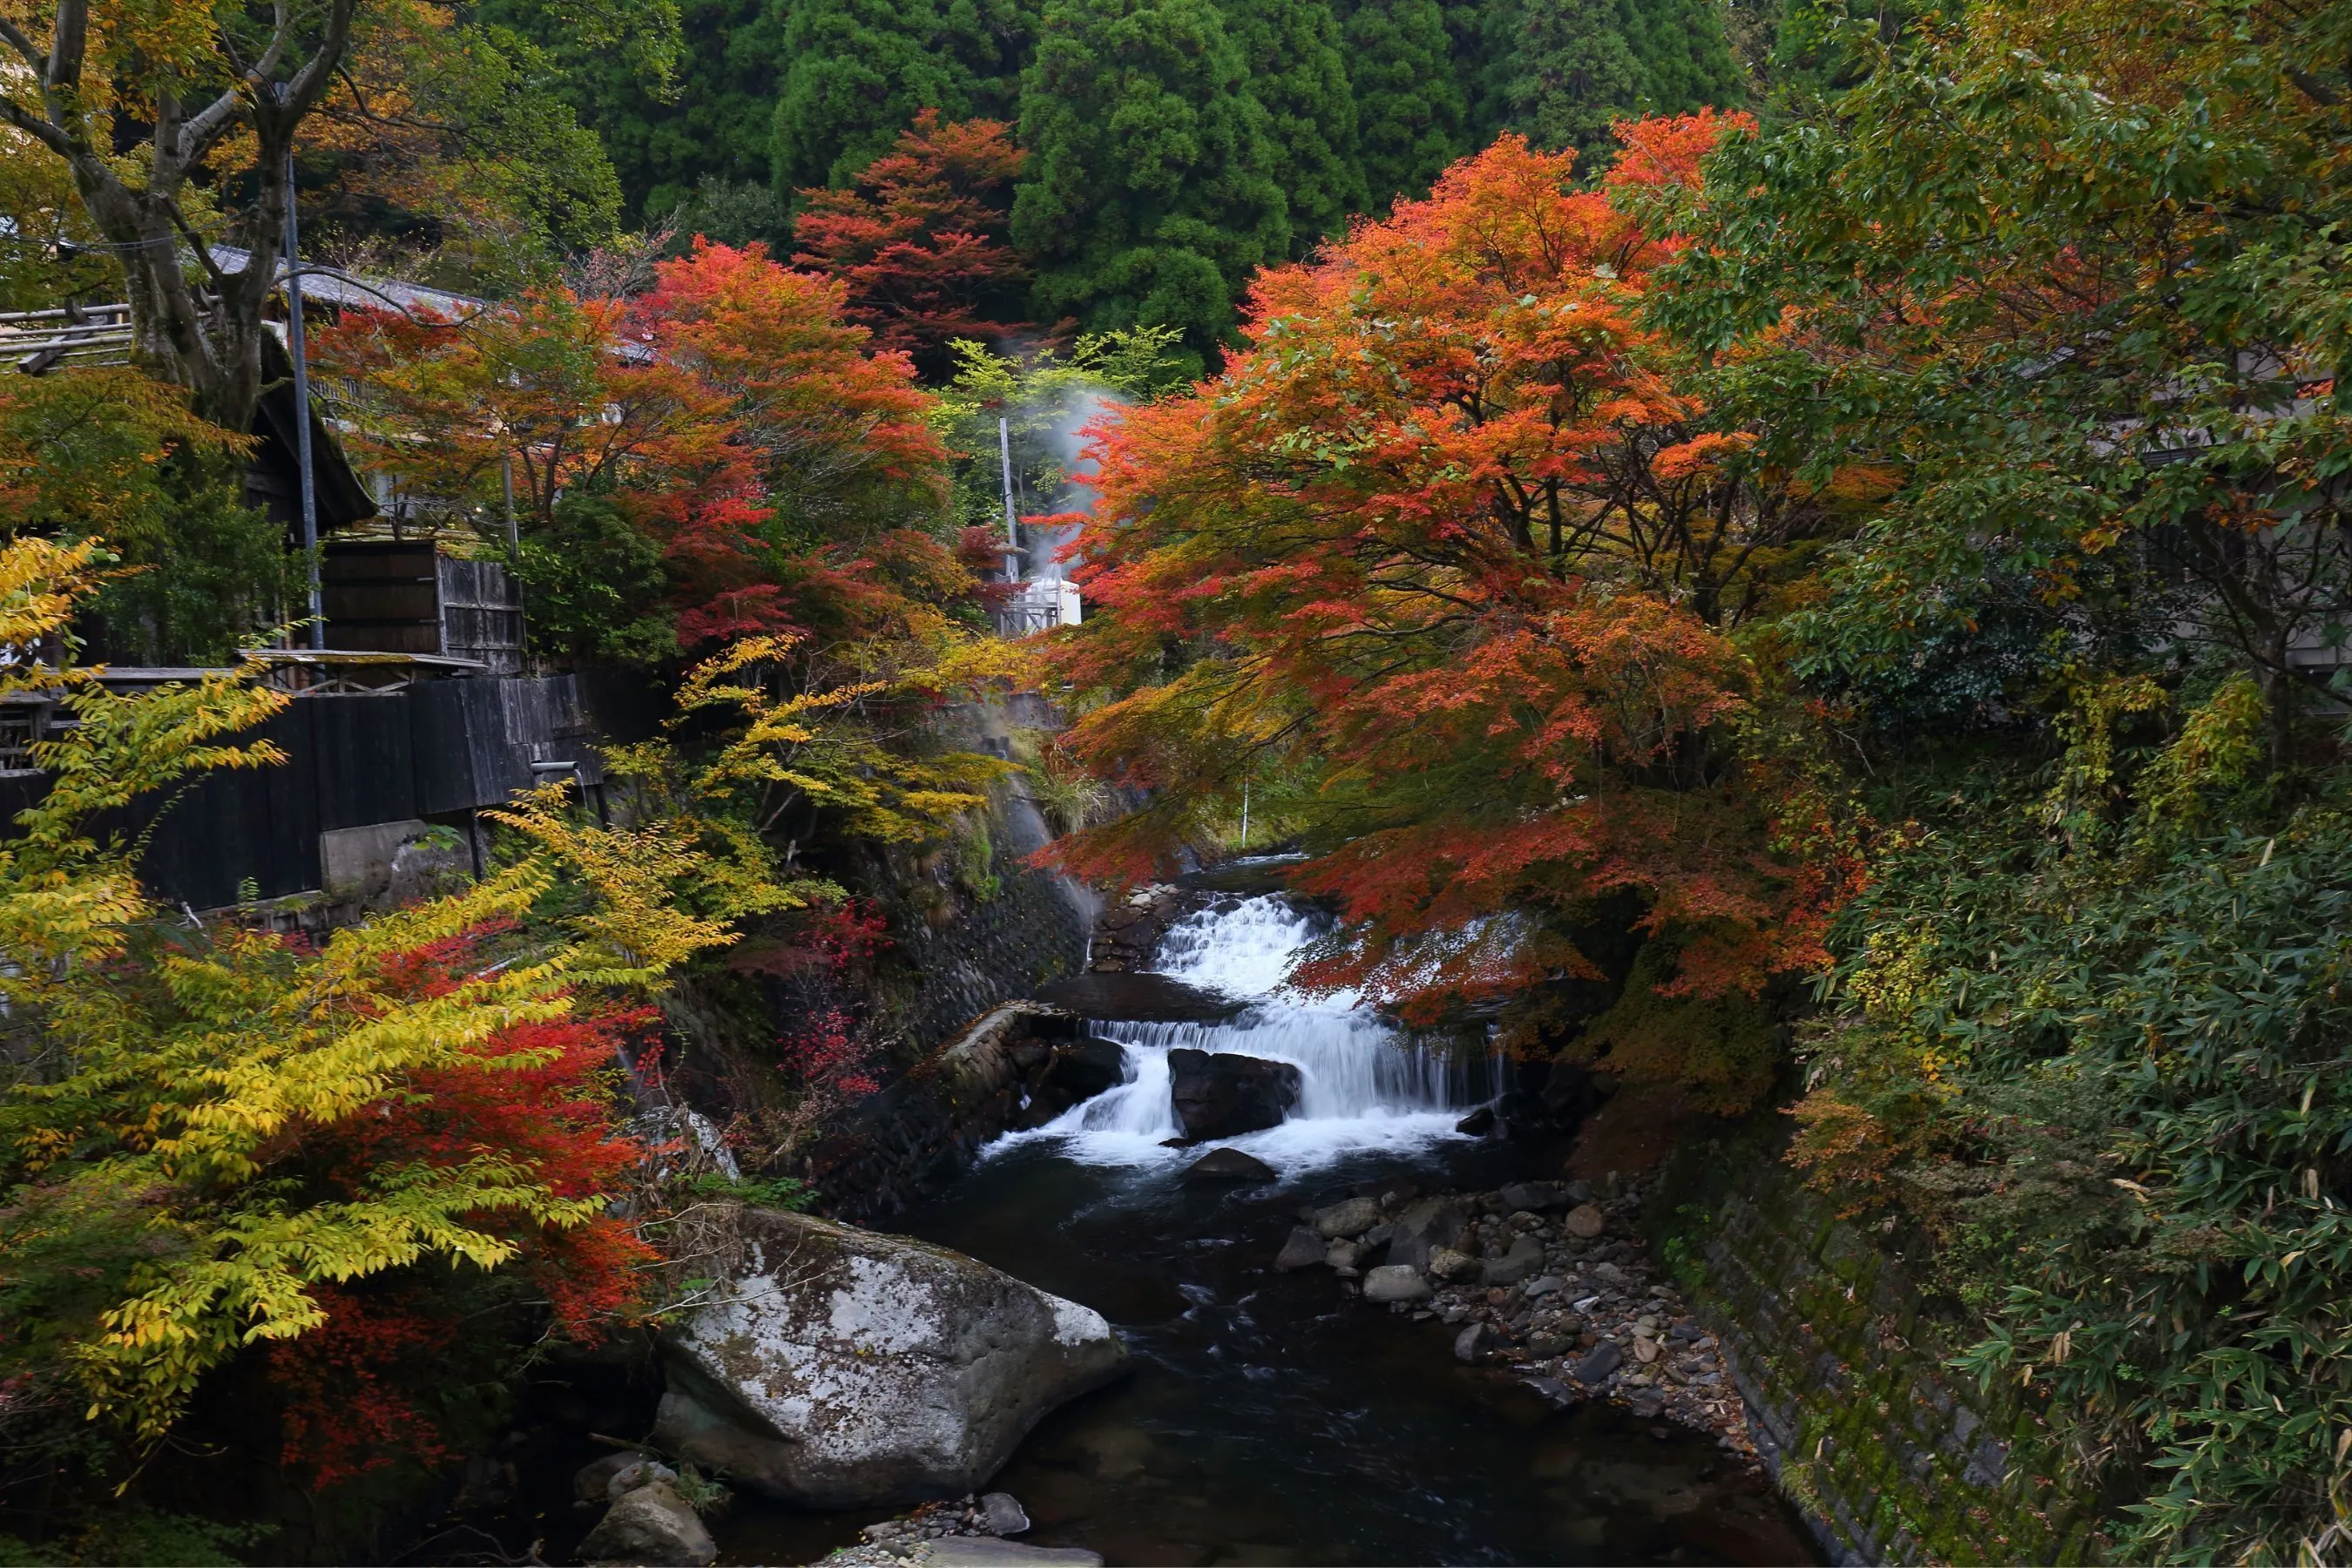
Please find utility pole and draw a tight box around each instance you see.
[280,109,326,649]
[998,416,1021,585]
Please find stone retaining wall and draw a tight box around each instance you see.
[1649,1126,2093,1565]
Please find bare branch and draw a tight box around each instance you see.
[175,86,248,166]
[0,94,71,157]
[280,0,359,115]
[0,15,45,75]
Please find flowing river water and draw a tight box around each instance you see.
[712,891,1817,1566]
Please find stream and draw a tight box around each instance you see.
[713,890,1816,1566]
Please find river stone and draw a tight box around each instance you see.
[1454,1105,1497,1135]
[1499,1180,1571,1213]
[981,1491,1031,1535]
[1325,1238,1367,1271]
[1181,1147,1279,1184]
[1050,1037,1128,1099]
[1167,1049,1301,1139]
[652,1206,1130,1507]
[927,1539,1105,1567]
[1563,1203,1607,1239]
[574,1450,657,1504]
[577,1480,717,1567]
[1362,1264,1431,1303]
[1482,1236,1546,1287]
[1313,1196,1382,1239]
[1574,1340,1624,1384]
[602,1457,679,1501]
[1274,1225,1328,1270]
[1428,1247,1479,1282]
[1453,1322,1493,1362]
[1385,1198,1470,1270]
[1524,1275,1564,1298]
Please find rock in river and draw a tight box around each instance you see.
[1384,1197,1470,1271]
[1274,1226,1329,1270]
[652,1206,1130,1507]
[576,1480,716,1567]
[1362,1264,1432,1304]
[1167,1048,1301,1139]
[1181,1146,1280,1184]
[1312,1196,1382,1239]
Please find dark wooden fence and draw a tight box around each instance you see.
[0,669,659,912]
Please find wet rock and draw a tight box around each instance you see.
[928,1540,1105,1567]
[1454,1106,1497,1136]
[1523,1376,1572,1404]
[981,1491,1031,1535]
[1573,1340,1624,1384]
[1274,1226,1328,1270]
[1669,1321,1701,1342]
[601,1457,679,1501]
[1428,1247,1480,1281]
[1385,1198,1470,1270]
[652,1206,1130,1507]
[1325,1239,1367,1270]
[1313,1196,1382,1239]
[1167,1049,1302,1139]
[1362,1264,1432,1304]
[1453,1322,1494,1362]
[1360,1220,1397,1249]
[574,1450,657,1504]
[1498,1180,1570,1212]
[1563,1204,1607,1240]
[1049,1037,1128,1099]
[1625,1389,1667,1420]
[577,1480,716,1567]
[1036,972,1245,1023]
[1481,1237,1546,1287]
[1524,1274,1564,1298]
[1181,1147,1279,1184]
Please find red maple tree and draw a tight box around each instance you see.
[1045,119,1862,1035]
[792,112,1030,367]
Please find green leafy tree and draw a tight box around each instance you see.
[1339,0,1470,208]
[1011,0,1291,367]
[480,0,784,221]
[770,0,1033,190]
[1224,0,1367,246]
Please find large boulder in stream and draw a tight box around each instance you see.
[1167,1048,1301,1139]
[652,1206,1130,1508]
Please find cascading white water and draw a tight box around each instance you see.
[992,893,1492,1173]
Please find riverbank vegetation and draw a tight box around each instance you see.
[2,0,2349,1556]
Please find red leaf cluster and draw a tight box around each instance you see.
[792,111,1030,363]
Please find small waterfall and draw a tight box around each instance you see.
[995,893,1493,1173]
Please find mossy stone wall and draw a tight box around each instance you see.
[1651,1126,2095,1565]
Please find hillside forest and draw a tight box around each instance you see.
[2,0,2350,1562]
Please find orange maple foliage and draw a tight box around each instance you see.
[1047,119,1860,1024]
[317,241,963,652]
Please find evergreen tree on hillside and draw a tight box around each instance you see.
[1011,0,1291,366]
[771,0,1032,189]
[1225,0,1367,247]
[1617,0,1745,113]
[1341,0,1470,209]
[1503,0,1644,159]
[480,0,778,220]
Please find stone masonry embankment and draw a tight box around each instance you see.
[1649,1125,2091,1565]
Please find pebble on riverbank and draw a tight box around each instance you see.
[817,1491,1091,1568]
[1303,1176,1763,1467]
